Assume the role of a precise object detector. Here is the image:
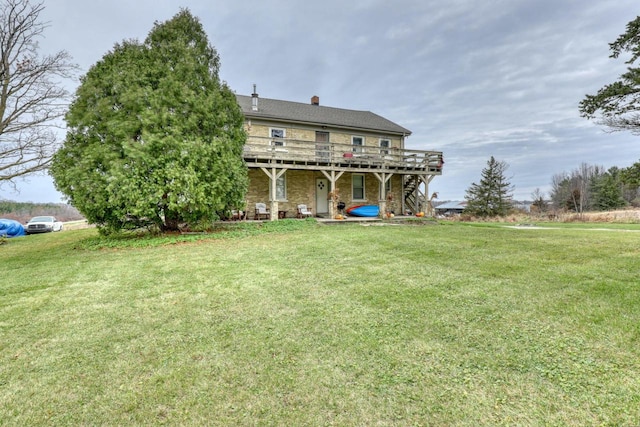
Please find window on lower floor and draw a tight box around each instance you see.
[352,174,365,200]
[385,178,391,195]
[275,175,287,200]
[379,177,392,200]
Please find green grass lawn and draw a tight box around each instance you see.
[1,221,639,425]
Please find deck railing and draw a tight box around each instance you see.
[243,138,443,173]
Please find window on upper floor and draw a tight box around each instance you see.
[316,131,330,159]
[352,136,364,153]
[270,128,286,146]
[379,139,390,155]
[316,131,330,143]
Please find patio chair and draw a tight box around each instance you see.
[254,203,270,220]
[231,209,245,221]
[297,204,313,218]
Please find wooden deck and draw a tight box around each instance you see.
[243,141,443,175]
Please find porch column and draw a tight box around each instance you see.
[422,175,428,215]
[412,175,419,213]
[373,172,393,217]
[401,175,407,215]
[260,167,287,221]
[425,174,435,217]
[321,170,344,218]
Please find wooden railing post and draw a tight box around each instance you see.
[245,141,443,175]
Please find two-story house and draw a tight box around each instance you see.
[236,88,442,220]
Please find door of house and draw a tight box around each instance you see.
[316,178,329,214]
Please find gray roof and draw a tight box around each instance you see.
[435,201,467,210]
[235,94,411,136]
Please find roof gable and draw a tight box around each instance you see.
[235,94,411,136]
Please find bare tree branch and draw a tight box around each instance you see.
[0,0,77,187]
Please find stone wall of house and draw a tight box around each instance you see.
[245,169,404,218]
[245,123,404,149]
[239,110,421,219]
[245,169,317,218]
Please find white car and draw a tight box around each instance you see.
[25,216,63,234]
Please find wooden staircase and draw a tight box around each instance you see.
[403,175,425,214]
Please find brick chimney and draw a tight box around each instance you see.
[311,95,319,106]
[251,84,259,111]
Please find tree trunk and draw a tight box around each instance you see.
[162,209,181,232]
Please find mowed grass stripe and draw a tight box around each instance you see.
[1,223,638,425]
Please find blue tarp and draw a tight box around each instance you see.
[0,219,26,237]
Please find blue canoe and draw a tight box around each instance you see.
[346,205,379,217]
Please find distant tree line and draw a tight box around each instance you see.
[548,160,640,213]
[0,201,84,223]
[462,155,640,218]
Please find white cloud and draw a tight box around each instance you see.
[2,0,639,203]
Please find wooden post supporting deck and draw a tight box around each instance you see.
[320,170,344,219]
[260,167,286,220]
[373,172,393,217]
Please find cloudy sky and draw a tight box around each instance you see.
[2,0,639,202]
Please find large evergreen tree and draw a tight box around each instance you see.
[579,16,640,134]
[464,156,513,217]
[50,9,247,233]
